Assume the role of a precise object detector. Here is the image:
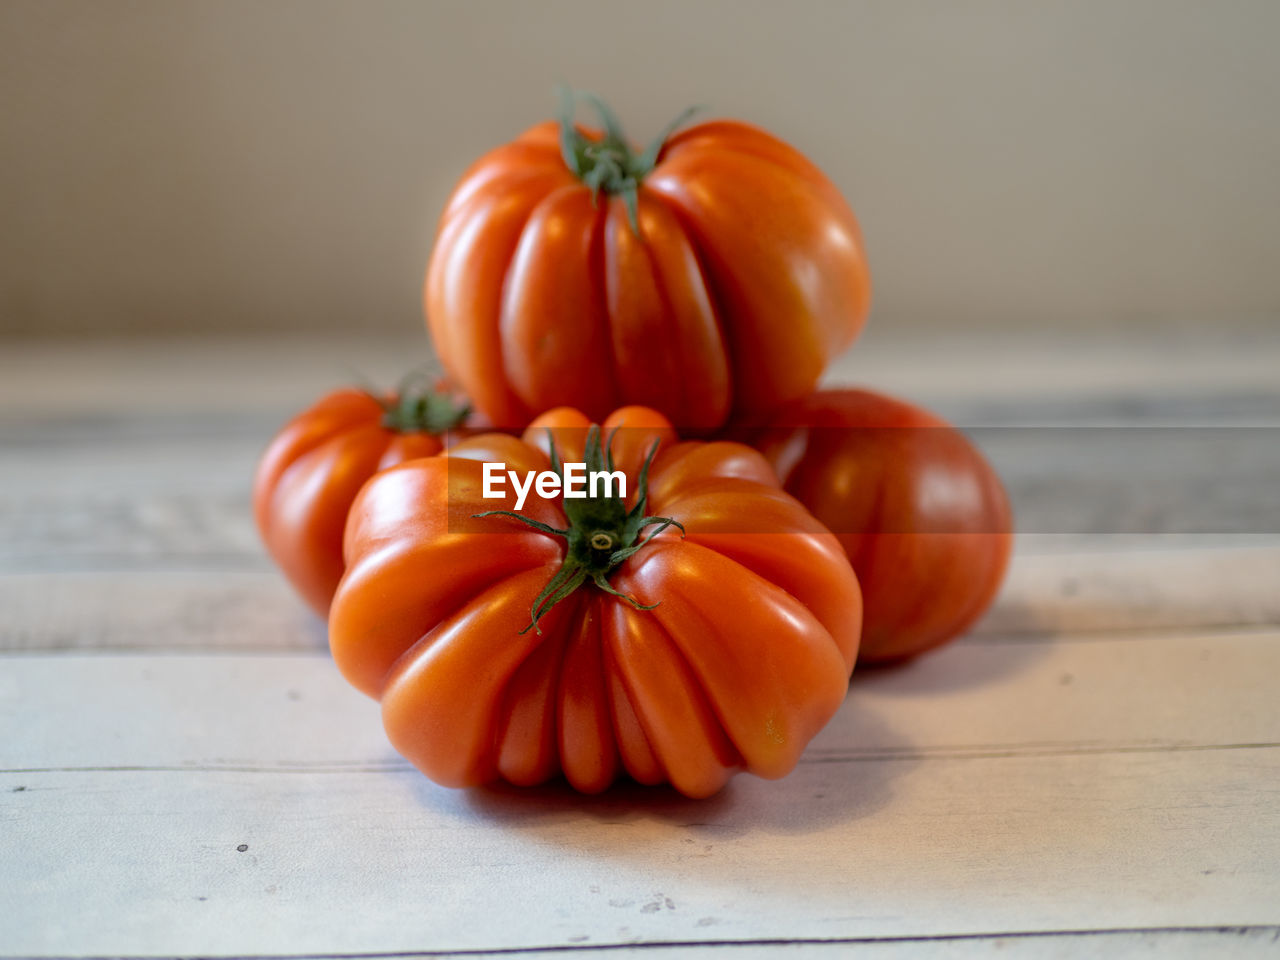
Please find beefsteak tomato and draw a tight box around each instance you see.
[253,379,474,616]
[425,91,871,432]
[732,389,1012,662]
[329,405,861,797]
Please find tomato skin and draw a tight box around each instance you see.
[330,406,861,798]
[252,389,468,617]
[731,389,1012,663]
[425,119,870,432]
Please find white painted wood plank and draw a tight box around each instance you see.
[3,634,1275,954]
[230,928,1280,960]
[3,629,1278,773]
[4,748,1277,955]
[975,544,1280,637]
[3,331,1279,419]
[6,427,1278,574]
[0,654,387,771]
[1,334,1277,958]
[0,434,256,498]
[824,329,1280,414]
[269,929,1280,960]
[5,539,1278,654]
[0,434,263,573]
[0,335,438,420]
[0,495,262,573]
[0,571,323,652]
[382,928,1280,960]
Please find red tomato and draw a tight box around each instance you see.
[731,389,1012,663]
[425,92,871,432]
[253,381,474,616]
[329,406,861,798]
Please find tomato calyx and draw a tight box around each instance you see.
[475,425,685,635]
[376,371,471,435]
[555,86,699,233]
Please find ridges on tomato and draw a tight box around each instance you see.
[729,388,1013,663]
[329,405,862,798]
[252,378,475,616]
[424,90,871,433]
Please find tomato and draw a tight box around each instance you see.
[329,406,861,798]
[253,380,474,616]
[425,91,871,432]
[731,389,1012,663]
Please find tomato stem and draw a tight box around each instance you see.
[555,85,700,233]
[473,425,684,634]
[377,370,471,434]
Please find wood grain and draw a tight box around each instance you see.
[5,623,1279,769]
[5,539,1279,653]
[3,334,1278,957]
[5,635,1277,953]
[5,751,1277,955]
[6,428,1279,570]
[3,332,1279,419]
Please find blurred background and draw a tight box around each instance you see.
[2,0,1278,341]
[6,8,1280,953]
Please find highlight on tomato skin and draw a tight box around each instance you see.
[423,89,871,434]
[328,405,863,799]
[728,388,1013,664]
[252,377,476,617]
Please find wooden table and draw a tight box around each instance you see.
[3,330,1278,958]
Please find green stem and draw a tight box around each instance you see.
[555,85,700,233]
[473,425,685,634]
[376,370,471,434]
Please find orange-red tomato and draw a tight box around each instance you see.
[329,406,861,798]
[732,389,1012,663]
[253,384,474,616]
[425,95,871,432]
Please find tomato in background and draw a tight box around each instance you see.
[253,380,475,616]
[329,405,861,797]
[425,91,871,432]
[731,389,1012,663]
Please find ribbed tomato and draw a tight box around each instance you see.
[732,389,1012,662]
[253,381,474,616]
[329,405,861,797]
[425,92,871,432]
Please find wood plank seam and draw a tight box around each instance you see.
[6,740,1280,776]
[1,924,1275,958]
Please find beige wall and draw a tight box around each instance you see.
[2,0,1278,337]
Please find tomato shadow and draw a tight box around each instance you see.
[446,696,916,839]
[398,625,1048,837]
[850,630,1051,696]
